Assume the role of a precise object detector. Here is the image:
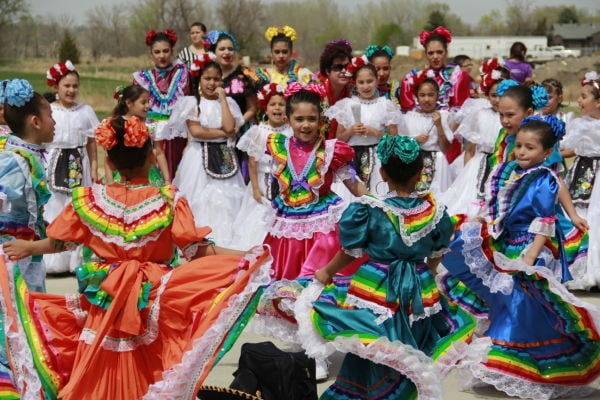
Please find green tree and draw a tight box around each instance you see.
[558,6,579,24]
[425,10,447,31]
[58,30,80,64]
[373,23,406,47]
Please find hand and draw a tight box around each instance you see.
[571,214,589,232]
[215,87,226,101]
[432,111,442,126]
[351,123,367,136]
[3,240,33,261]
[315,268,333,285]
[91,169,98,183]
[415,133,429,144]
[252,186,264,203]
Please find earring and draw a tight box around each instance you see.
[375,181,388,195]
[55,93,59,101]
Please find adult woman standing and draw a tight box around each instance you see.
[256,26,312,87]
[177,22,207,70]
[400,26,471,112]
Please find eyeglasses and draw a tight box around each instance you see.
[330,63,347,72]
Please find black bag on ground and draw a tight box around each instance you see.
[229,341,317,400]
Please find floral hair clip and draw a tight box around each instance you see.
[479,57,505,95]
[520,115,566,141]
[95,116,150,151]
[145,29,178,46]
[113,86,125,100]
[264,26,298,42]
[284,82,326,101]
[364,44,394,60]
[530,84,549,110]
[377,134,421,165]
[257,82,285,110]
[325,39,352,53]
[190,53,217,77]
[205,30,238,51]
[419,26,452,47]
[496,79,519,97]
[46,60,76,87]
[345,56,369,78]
[581,71,600,91]
[411,69,436,94]
[4,79,34,108]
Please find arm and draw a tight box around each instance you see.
[464,141,476,165]
[557,177,588,231]
[426,256,442,275]
[218,88,236,136]
[315,250,356,285]
[522,234,547,266]
[3,238,65,260]
[194,241,246,258]
[153,140,171,184]
[343,177,367,197]
[242,94,258,126]
[186,120,228,140]
[104,158,115,184]
[248,156,263,203]
[433,111,450,153]
[560,148,575,158]
[336,123,366,142]
[86,137,98,182]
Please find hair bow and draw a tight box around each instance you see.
[377,134,421,165]
[95,116,150,151]
[364,44,394,60]
[284,82,326,101]
[4,79,35,108]
[419,26,452,47]
[190,52,217,77]
[257,82,286,110]
[345,56,368,78]
[46,60,76,87]
[325,39,352,53]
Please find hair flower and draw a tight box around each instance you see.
[581,71,600,91]
[163,29,178,46]
[365,44,394,60]
[284,82,326,101]
[530,84,549,110]
[190,52,217,76]
[46,60,77,87]
[325,39,352,53]
[543,114,566,141]
[345,56,368,77]
[419,25,452,47]
[145,30,158,46]
[257,82,286,110]
[95,118,119,150]
[113,86,125,100]
[377,135,421,165]
[4,79,34,108]
[124,117,150,148]
[205,30,238,51]
[496,79,519,97]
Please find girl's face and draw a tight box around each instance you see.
[514,129,552,169]
[289,102,320,143]
[542,89,562,115]
[126,92,150,120]
[189,26,206,47]
[271,42,291,71]
[498,96,532,134]
[327,56,350,88]
[215,39,235,68]
[578,85,600,118]
[200,67,222,99]
[150,40,173,69]
[417,83,438,113]
[54,73,79,108]
[35,100,56,144]
[425,40,447,70]
[355,68,377,100]
[265,94,286,127]
[370,56,391,85]
[488,83,500,112]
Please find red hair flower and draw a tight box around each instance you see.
[419,26,452,47]
[479,58,505,95]
[145,30,158,46]
[345,56,368,78]
[581,71,599,89]
[190,53,217,77]
[257,82,285,110]
[164,29,178,46]
[46,60,76,87]
[284,82,326,101]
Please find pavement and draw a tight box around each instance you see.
[46,275,600,399]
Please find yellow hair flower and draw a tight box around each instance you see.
[264,27,280,42]
[282,25,297,41]
[264,25,298,42]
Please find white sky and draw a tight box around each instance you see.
[27,0,600,25]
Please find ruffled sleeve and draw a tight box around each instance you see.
[226,97,245,128]
[324,98,354,128]
[47,204,90,244]
[339,202,370,257]
[428,210,453,258]
[0,154,26,204]
[399,70,418,111]
[159,96,198,140]
[439,110,454,142]
[528,172,559,237]
[329,139,355,172]
[382,98,405,127]
[171,196,213,259]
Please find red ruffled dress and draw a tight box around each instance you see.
[0,181,271,400]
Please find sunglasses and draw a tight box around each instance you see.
[330,63,347,72]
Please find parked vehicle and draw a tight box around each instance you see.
[526,45,581,62]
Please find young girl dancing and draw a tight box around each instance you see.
[325,57,401,198]
[292,135,483,400]
[44,60,99,273]
[0,79,54,292]
[562,72,600,290]
[442,118,600,399]
[104,85,171,185]
[171,56,245,249]
[400,76,453,196]
[233,83,292,249]
[1,113,271,400]
[263,84,366,280]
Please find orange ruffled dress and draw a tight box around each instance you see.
[0,181,271,400]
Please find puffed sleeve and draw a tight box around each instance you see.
[158,96,198,140]
[171,197,213,259]
[81,104,100,138]
[429,210,453,258]
[329,139,355,172]
[399,70,418,111]
[298,67,313,86]
[0,154,26,209]
[382,98,404,128]
[339,202,370,257]
[236,124,261,156]
[226,97,245,128]
[528,171,559,237]
[47,204,90,245]
[324,98,353,128]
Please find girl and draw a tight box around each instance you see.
[442,118,600,399]
[562,72,600,290]
[505,41,533,84]
[0,79,54,292]
[232,83,292,249]
[365,44,401,105]
[539,78,572,122]
[133,29,189,179]
[0,80,10,137]
[400,26,471,112]
[293,135,481,400]
[44,60,99,274]
[171,56,245,249]
[177,21,207,70]
[256,26,313,87]
[400,76,453,196]
[104,85,171,185]
[325,57,402,198]
[1,113,271,400]
[263,84,366,280]
[440,58,506,215]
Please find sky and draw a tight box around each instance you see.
[27,0,600,26]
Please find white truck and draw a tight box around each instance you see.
[526,45,581,62]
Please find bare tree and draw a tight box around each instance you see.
[85,5,131,59]
[215,0,265,59]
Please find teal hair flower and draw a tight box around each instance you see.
[365,45,394,60]
[5,79,34,108]
[377,135,421,165]
[496,79,519,97]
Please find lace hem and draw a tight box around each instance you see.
[528,217,556,237]
[565,256,596,291]
[143,246,272,399]
[249,315,300,345]
[357,195,445,246]
[460,222,515,295]
[65,293,88,325]
[345,293,393,324]
[334,164,355,182]
[85,222,164,250]
[89,184,169,224]
[269,201,345,239]
[409,303,442,326]
[80,270,173,352]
